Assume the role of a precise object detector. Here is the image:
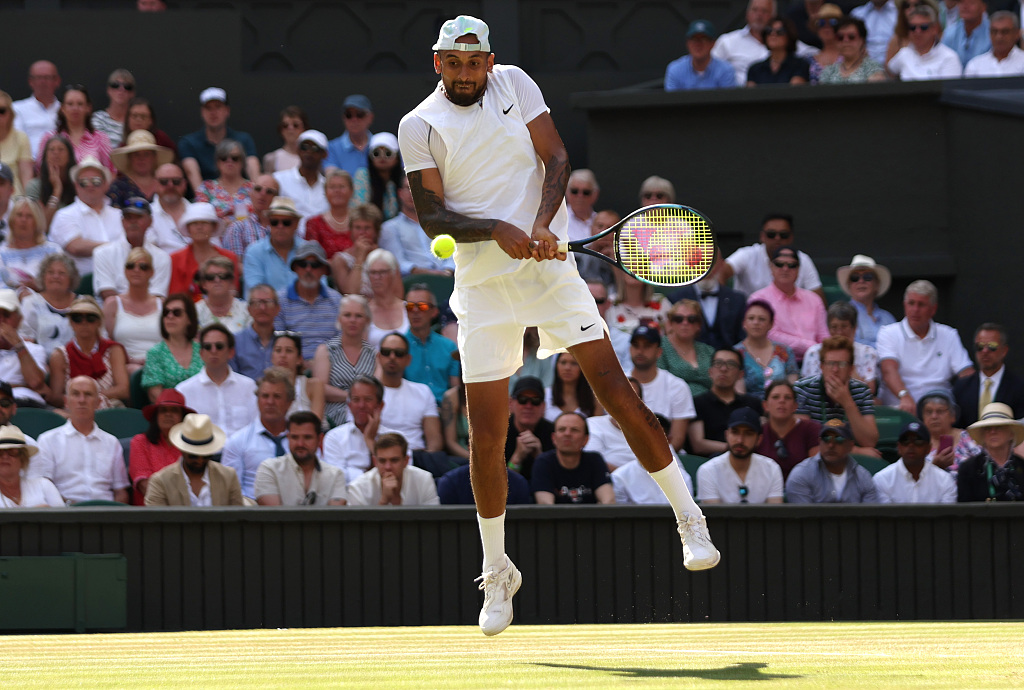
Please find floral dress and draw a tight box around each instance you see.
[735,341,798,399]
[195,179,254,220]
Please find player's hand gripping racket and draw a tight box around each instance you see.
[557,204,715,287]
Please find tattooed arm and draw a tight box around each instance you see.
[526,111,571,261]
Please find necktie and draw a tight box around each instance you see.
[262,431,286,457]
[980,378,993,413]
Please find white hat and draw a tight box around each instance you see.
[432,15,491,52]
[0,425,38,458]
[177,202,223,236]
[199,87,227,105]
[298,129,328,150]
[837,255,892,298]
[369,132,399,153]
[70,155,112,183]
[968,403,1024,447]
[169,413,227,456]
[0,289,20,313]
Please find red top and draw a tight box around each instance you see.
[168,245,240,301]
[129,434,180,505]
[304,215,353,258]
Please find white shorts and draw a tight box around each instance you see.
[451,259,606,383]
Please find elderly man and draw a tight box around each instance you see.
[144,413,245,506]
[243,197,304,294]
[689,348,763,457]
[48,156,123,275]
[749,246,829,361]
[563,169,599,242]
[711,0,774,85]
[377,333,443,452]
[273,130,328,226]
[229,284,280,380]
[380,174,456,277]
[221,174,278,259]
[504,376,555,480]
[627,324,695,452]
[220,367,293,499]
[176,324,257,437]
[0,290,49,407]
[721,213,824,299]
[958,403,1024,501]
[322,375,399,484]
[274,242,342,360]
[178,87,259,189]
[941,0,991,67]
[404,283,460,405]
[888,6,963,80]
[785,419,878,503]
[93,197,171,300]
[148,163,193,253]
[0,424,62,507]
[531,412,614,504]
[254,411,347,506]
[665,20,737,90]
[326,95,374,179]
[954,323,1024,427]
[964,11,1024,77]
[850,0,899,63]
[874,421,956,504]
[696,407,784,504]
[12,60,61,157]
[347,432,440,506]
[877,280,974,413]
[794,335,879,454]
[28,377,129,504]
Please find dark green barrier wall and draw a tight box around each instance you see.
[1,505,1022,631]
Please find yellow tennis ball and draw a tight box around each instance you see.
[431,234,456,259]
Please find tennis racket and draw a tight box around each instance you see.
[557,203,715,287]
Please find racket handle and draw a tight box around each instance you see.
[557,241,569,253]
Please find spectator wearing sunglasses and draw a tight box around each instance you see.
[107,130,174,208]
[102,247,163,373]
[836,254,895,349]
[887,5,963,79]
[243,196,305,294]
[195,139,254,221]
[883,0,941,66]
[47,296,129,410]
[48,155,123,276]
[275,241,342,361]
[504,376,555,480]
[720,213,824,300]
[168,202,240,300]
[563,169,599,242]
[658,299,715,397]
[194,256,249,333]
[178,87,259,190]
[91,69,135,154]
[176,323,257,437]
[140,292,202,404]
[953,323,1024,428]
[149,163,194,253]
[748,246,829,362]
[404,284,459,405]
[325,94,374,180]
[807,4,843,82]
[376,333,442,452]
[93,197,171,301]
[222,174,278,260]
[785,419,878,504]
[819,17,887,83]
[697,407,783,504]
[273,130,328,231]
[746,16,811,85]
[353,132,403,221]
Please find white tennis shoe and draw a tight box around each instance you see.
[678,512,721,570]
[476,558,522,636]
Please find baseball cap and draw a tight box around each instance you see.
[200,87,227,105]
[342,94,372,112]
[772,246,800,263]
[511,376,544,398]
[369,132,399,153]
[630,324,661,345]
[298,129,328,150]
[0,289,21,313]
[727,407,761,431]
[819,418,854,441]
[0,163,13,184]
[686,19,718,40]
[291,241,328,268]
[433,15,491,52]
[0,381,14,400]
[898,421,930,443]
[121,196,152,216]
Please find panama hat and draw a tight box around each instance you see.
[111,130,174,174]
[968,403,1024,446]
[837,255,892,298]
[169,413,227,457]
[0,424,38,457]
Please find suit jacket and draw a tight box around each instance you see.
[667,284,747,351]
[144,459,245,506]
[953,368,1024,428]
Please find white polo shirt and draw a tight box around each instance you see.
[12,96,59,158]
[725,243,822,296]
[176,368,258,438]
[345,464,440,506]
[876,318,973,406]
[28,420,129,504]
[628,368,696,421]
[148,196,192,253]
[380,379,438,451]
[964,47,1024,77]
[696,452,784,504]
[873,458,957,504]
[49,198,125,275]
[889,43,963,81]
[322,420,399,484]
[272,167,327,231]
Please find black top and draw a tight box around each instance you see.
[504,416,554,481]
[693,391,764,443]
[530,450,611,504]
[747,54,811,85]
[957,451,1024,502]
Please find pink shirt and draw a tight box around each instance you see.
[749,283,829,359]
[38,129,114,173]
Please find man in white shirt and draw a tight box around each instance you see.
[888,6,963,80]
[176,324,258,438]
[711,0,774,85]
[564,169,599,242]
[28,377,129,504]
[964,11,1024,77]
[149,164,193,253]
[851,0,899,64]
[323,375,399,483]
[874,421,956,503]
[12,60,61,158]
[346,431,440,506]
[254,411,347,506]
[273,130,328,231]
[696,407,784,504]
[377,333,442,452]
[877,280,974,412]
[627,325,696,452]
[379,174,455,276]
[0,289,48,406]
[220,367,293,499]
[92,197,171,299]
[49,156,124,276]
[721,212,824,299]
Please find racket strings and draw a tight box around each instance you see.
[616,207,714,285]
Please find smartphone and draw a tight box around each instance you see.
[939,435,954,453]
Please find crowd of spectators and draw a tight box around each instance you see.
[1,9,1022,510]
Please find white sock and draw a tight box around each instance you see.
[650,463,700,522]
[477,512,508,572]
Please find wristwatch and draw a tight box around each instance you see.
[898,389,909,398]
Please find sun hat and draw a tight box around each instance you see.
[837,255,892,298]
[0,424,38,458]
[177,202,223,236]
[268,196,301,218]
[142,388,196,423]
[967,403,1024,446]
[111,130,174,174]
[70,155,112,183]
[68,296,103,319]
[369,132,399,153]
[169,413,227,456]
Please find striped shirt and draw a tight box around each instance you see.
[322,337,377,427]
[274,282,342,360]
[794,375,875,424]
[221,216,269,260]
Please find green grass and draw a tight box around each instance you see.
[1,621,1022,688]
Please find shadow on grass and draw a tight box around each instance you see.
[535,661,799,681]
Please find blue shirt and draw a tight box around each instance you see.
[437,464,532,505]
[221,419,290,499]
[230,326,274,380]
[243,236,299,296]
[942,15,991,68]
[380,213,455,275]
[178,126,258,182]
[325,131,372,179]
[275,282,342,360]
[405,328,460,404]
[785,455,878,504]
[851,300,896,349]
[664,55,737,90]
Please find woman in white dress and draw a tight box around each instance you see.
[102,246,162,372]
[0,424,63,508]
[18,253,78,357]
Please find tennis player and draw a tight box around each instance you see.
[398,15,720,637]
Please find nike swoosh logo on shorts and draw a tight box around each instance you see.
[503,104,514,114]
[581,323,596,331]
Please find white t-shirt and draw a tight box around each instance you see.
[380,379,438,451]
[399,65,566,288]
[875,318,973,405]
[49,199,125,275]
[696,452,783,504]
[346,464,440,506]
[628,368,696,421]
[611,457,693,505]
[889,43,963,81]
[726,243,822,296]
[963,47,1024,77]
[583,414,634,470]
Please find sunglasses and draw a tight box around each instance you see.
[201,342,228,351]
[125,262,152,271]
[711,359,740,370]
[70,313,100,324]
[976,342,1002,352]
[766,27,787,36]
[157,177,184,186]
[900,438,929,447]
[568,188,593,196]
[821,434,848,444]
[405,301,434,312]
[669,314,701,325]
[217,154,242,162]
[253,184,279,195]
[0,399,13,408]
[816,17,840,28]
[76,176,105,188]
[293,259,322,269]
[774,439,789,460]
[203,272,233,282]
[594,297,607,305]
[299,141,323,152]
[344,109,368,119]
[109,81,135,91]
[270,219,295,228]
[763,230,791,240]
[836,32,861,41]
[848,273,875,283]
[379,347,408,358]
[773,260,799,269]
[515,395,544,406]
[738,484,749,504]
[371,148,396,160]
[908,23,932,32]
[163,307,185,318]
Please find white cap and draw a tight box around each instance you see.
[369,132,399,153]
[0,289,20,313]
[432,15,490,52]
[200,87,227,104]
[298,129,328,149]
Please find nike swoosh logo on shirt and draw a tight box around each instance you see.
[503,104,514,115]
[581,323,596,331]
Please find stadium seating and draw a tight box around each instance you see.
[11,408,65,439]
[95,408,148,440]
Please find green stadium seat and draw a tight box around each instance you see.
[819,274,845,306]
[853,454,891,475]
[129,369,148,409]
[10,408,65,439]
[76,272,93,297]
[95,408,148,439]
[70,500,128,507]
[680,454,710,496]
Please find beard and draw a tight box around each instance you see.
[730,444,753,460]
[444,79,487,107]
